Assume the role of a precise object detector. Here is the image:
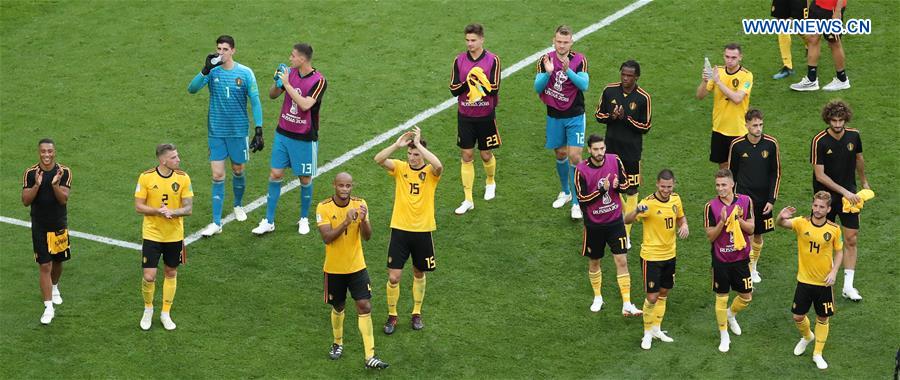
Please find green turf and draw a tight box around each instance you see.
[2,0,899,378]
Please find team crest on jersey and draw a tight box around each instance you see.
[172,182,180,192]
[672,205,678,214]
[235,78,243,87]
[847,143,854,151]
[418,172,426,181]
[629,102,637,111]
[761,150,769,158]
[823,232,832,242]
[731,78,739,88]
[649,281,655,288]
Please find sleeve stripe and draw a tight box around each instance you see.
[310,78,326,100]
[490,55,501,90]
[633,88,652,130]
[449,57,464,90]
[573,167,602,202]
[810,130,827,165]
[22,165,38,188]
[765,135,782,200]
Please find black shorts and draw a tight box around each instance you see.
[771,0,806,19]
[620,160,641,195]
[808,2,845,42]
[142,239,184,269]
[324,269,372,306]
[710,132,739,164]
[31,226,71,264]
[642,257,676,293]
[712,259,753,294]
[387,229,436,271]
[581,222,628,260]
[826,193,859,229]
[747,195,775,235]
[791,282,835,317]
[457,115,501,150]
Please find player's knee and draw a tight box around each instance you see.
[740,294,753,303]
[269,171,284,181]
[299,176,312,185]
[143,273,155,283]
[792,314,805,322]
[163,267,177,278]
[460,150,474,162]
[844,233,858,247]
[658,288,670,298]
[356,300,372,315]
[231,163,244,174]
[388,273,401,285]
[39,262,52,273]
[479,150,493,162]
[588,259,601,272]
[332,304,345,313]
[816,316,829,323]
[554,149,567,160]
[211,171,226,181]
[646,293,659,303]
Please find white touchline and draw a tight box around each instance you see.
[0,216,142,251]
[0,0,653,249]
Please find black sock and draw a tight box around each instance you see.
[808,66,818,82]
[836,70,847,82]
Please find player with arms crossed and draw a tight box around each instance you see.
[135,144,193,331]
[624,169,689,350]
[704,169,754,353]
[316,172,388,369]
[776,191,844,370]
[574,135,642,317]
[21,138,72,325]
[188,35,263,237]
[374,127,443,334]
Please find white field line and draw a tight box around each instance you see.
[0,216,142,251]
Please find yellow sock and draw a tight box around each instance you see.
[623,193,638,238]
[412,275,426,315]
[654,296,668,328]
[141,279,155,308]
[642,299,656,331]
[750,240,763,271]
[616,273,631,305]
[482,155,496,185]
[588,270,602,297]
[461,160,475,202]
[795,315,812,339]
[331,309,345,345]
[358,313,375,359]
[730,295,751,315]
[162,276,177,313]
[715,295,729,331]
[386,281,399,317]
[813,319,829,355]
[778,33,793,69]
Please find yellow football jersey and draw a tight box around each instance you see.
[634,193,685,261]
[134,168,193,242]
[791,217,843,286]
[316,196,369,274]
[388,159,440,232]
[706,66,753,137]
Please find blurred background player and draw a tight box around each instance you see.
[535,25,590,219]
[790,0,850,91]
[727,109,782,283]
[252,43,327,236]
[21,138,72,325]
[374,127,442,334]
[770,0,808,79]
[776,192,844,370]
[316,172,388,369]
[595,59,652,247]
[810,100,869,300]
[624,169,688,350]
[449,23,502,215]
[704,169,754,353]
[134,144,193,331]
[188,35,264,237]
[696,43,753,169]
[574,135,642,317]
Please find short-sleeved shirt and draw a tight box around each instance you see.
[791,216,843,286]
[811,128,861,194]
[135,168,193,242]
[22,163,72,229]
[706,66,753,137]
[388,159,440,232]
[634,193,685,261]
[317,196,369,274]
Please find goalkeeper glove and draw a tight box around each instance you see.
[274,63,288,88]
[249,126,265,153]
[202,53,223,75]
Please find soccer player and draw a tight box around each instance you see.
[776,192,844,370]
[727,109,782,283]
[811,100,869,300]
[316,172,388,369]
[535,25,590,219]
[574,135,642,317]
[696,43,753,169]
[21,138,72,325]
[188,35,263,237]
[704,169,754,353]
[790,0,850,91]
[134,144,193,331]
[252,43,327,236]
[623,169,689,350]
[770,0,808,79]
[373,126,442,334]
[595,59,652,245]
[449,23,502,215]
